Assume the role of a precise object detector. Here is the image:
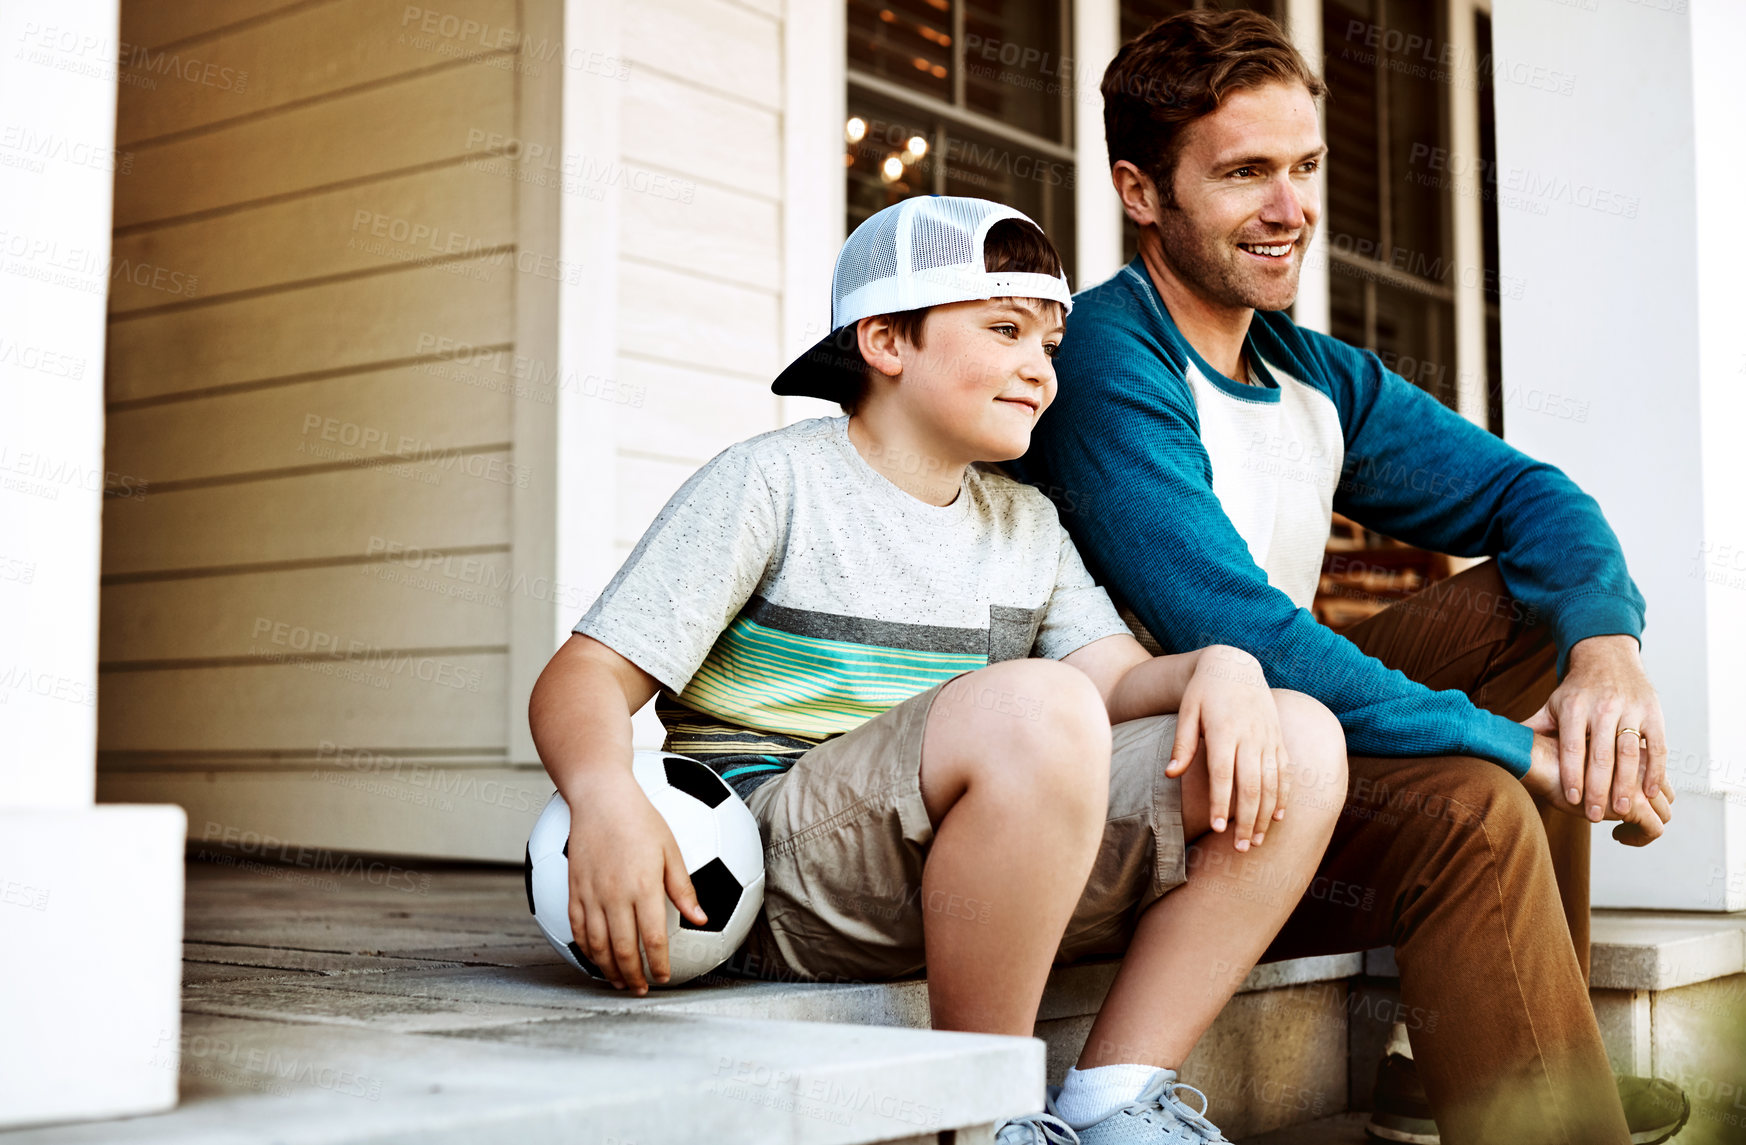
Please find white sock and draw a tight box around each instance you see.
[1053,1062,1165,1128]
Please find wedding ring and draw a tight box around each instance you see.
[1617,727,1644,744]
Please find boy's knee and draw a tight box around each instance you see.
[1020,660,1111,778]
[1273,690,1348,780]
[970,658,1107,741]
[939,659,1110,794]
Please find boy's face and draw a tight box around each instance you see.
[867,296,1064,462]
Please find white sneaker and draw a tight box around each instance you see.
[996,1108,1081,1144]
[1049,1068,1230,1144]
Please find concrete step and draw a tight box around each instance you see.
[201,947,1361,1141]
[0,1011,1037,1145]
[172,855,1366,1142]
[40,860,1744,1145]
[1033,956,1358,1140]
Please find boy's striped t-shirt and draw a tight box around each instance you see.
[575,415,1132,797]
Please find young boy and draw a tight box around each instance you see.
[528,196,1348,1144]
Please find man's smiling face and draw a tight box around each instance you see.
[1152,80,1326,313]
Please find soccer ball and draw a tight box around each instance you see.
[524,750,765,986]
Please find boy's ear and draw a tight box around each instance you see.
[856,315,906,379]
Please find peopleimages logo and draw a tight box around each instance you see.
[297,413,533,489]
[463,130,695,202]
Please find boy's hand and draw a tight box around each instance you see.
[565,770,708,994]
[1167,645,1287,852]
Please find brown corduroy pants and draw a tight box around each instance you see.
[1256,560,1630,1145]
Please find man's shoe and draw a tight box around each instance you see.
[1618,1075,1690,1145]
[1049,1068,1232,1144]
[995,1109,1080,1144]
[1365,1051,1436,1143]
[1366,1052,1691,1144]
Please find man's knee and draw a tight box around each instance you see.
[1369,756,1541,849]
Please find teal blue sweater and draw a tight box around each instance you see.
[1011,258,1644,777]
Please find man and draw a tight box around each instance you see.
[1012,10,1686,1145]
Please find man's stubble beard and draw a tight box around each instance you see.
[1152,204,1306,313]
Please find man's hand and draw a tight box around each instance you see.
[565,769,708,994]
[1521,731,1672,846]
[1523,633,1671,824]
[1167,645,1288,852]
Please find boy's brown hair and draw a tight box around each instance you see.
[842,217,1066,416]
[1101,9,1326,209]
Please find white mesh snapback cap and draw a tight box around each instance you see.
[772,195,1073,404]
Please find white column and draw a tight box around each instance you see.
[0,0,186,1128]
[1281,0,1330,335]
[553,0,624,636]
[779,0,846,428]
[1688,0,1746,913]
[1444,0,1487,427]
[1492,0,1745,910]
[1072,0,1123,290]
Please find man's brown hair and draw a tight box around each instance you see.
[842,216,1065,416]
[1101,9,1326,209]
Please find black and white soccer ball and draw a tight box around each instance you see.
[524,750,765,986]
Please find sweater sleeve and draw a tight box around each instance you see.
[1289,325,1645,677]
[1029,321,1538,777]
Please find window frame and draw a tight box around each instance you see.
[844,1,1078,271]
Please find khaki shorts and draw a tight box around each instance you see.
[721,672,1188,984]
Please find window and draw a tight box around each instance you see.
[1122,0,1278,46]
[846,0,1077,278]
[1316,0,1507,628]
[1321,0,1460,411]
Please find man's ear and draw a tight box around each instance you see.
[1112,160,1161,227]
[857,315,905,379]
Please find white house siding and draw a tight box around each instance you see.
[92,0,845,859]
[554,0,843,755]
[97,0,558,859]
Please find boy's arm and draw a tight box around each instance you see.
[1040,522,1289,850]
[537,438,779,994]
[529,633,661,793]
[1058,631,1190,720]
[1061,633,1286,851]
[528,633,708,996]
